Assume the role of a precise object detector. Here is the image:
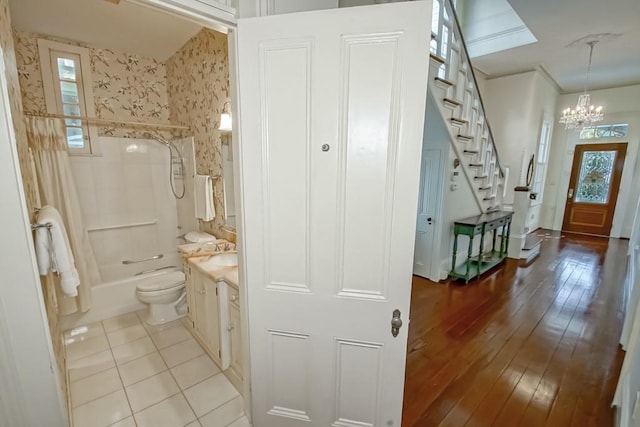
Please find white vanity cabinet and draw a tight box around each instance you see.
[219,279,243,390]
[185,264,223,366]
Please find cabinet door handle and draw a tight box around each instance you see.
[227,323,235,331]
[198,289,205,295]
[230,295,239,302]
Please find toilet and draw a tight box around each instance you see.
[136,271,187,325]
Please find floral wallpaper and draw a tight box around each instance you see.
[14,30,172,139]
[167,28,231,237]
[0,2,37,213]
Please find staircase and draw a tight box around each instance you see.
[428,0,506,213]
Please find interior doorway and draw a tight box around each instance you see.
[562,142,627,236]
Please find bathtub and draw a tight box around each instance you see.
[60,266,182,331]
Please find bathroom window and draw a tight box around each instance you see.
[38,39,99,155]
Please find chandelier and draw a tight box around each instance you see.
[559,40,604,130]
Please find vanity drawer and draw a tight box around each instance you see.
[228,285,240,308]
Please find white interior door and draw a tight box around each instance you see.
[413,148,443,280]
[237,2,432,426]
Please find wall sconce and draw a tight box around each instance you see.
[219,101,232,133]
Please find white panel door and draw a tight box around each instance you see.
[413,148,443,280]
[237,2,432,426]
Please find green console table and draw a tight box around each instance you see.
[450,210,513,283]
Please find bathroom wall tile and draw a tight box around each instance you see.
[170,353,220,390]
[112,336,156,365]
[70,159,95,191]
[71,367,122,408]
[94,161,125,190]
[123,163,153,189]
[117,352,167,387]
[133,393,196,427]
[103,311,141,333]
[68,349,115,383]
[77,187,100,222]
[107,323,148,348]
[159,337,204,368]
[183,373,239,417]
[124,370,179,412]
[149,323,191,350]
[66,333,110,361]
[99,137,123,161]
[198,395,244,427]
[72,389,131,427]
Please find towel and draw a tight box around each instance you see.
[195,175,215,221]
[34,205,80,297]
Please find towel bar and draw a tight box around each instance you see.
[31,223,52,230]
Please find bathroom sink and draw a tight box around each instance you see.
[198,252,238,268]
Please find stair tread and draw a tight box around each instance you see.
[434,76,454,86]
[464,149,479,154]
[457,134,473,140]
[429,53,446,64]
[478,186,492,191]
[451,117,469,124]
[443,98,462,106]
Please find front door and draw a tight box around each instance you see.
[413,148,443,280]
[562,142,627,236]
[237,2,432,426]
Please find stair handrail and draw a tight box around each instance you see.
[440,0,505,179]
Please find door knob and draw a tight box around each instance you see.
[427,217,433,224]
[568,188,574,199]
[391,309,403,337]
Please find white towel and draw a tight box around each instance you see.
[195,175,215,221]
[34,205,80,296]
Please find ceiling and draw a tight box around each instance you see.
[8,0,202,61]
[472,0,640,93]
[8,0,640,92]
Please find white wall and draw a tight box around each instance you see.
[481,69,558,230]
[70,137,180,282]
[542,84,640,237]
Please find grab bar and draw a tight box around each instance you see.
[134,265,177,276]
[122,254,164,265]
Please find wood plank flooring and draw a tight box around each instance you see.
[402,230,627,426]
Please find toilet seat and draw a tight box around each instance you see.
[136,271,186,292]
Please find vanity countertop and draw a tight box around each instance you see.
[178,239,237,257]
[184,245,239,289]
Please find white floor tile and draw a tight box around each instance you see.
[227,416,251,427]
[143,319,183,334]
[71,367,123,408]
[107,324,148,347]
[170,354,220,390]
[198,395,244,427]
[125,371,180,412]
[112,336,156,365]
[64,322,105,345]
[103,312,141,333]
[107,416,136,427]
[134,394,197,427]
[160,337,204,368]
[183,373,239,417]
[72,389,131,427]
[67,334,110,361]
[118,352,167,386]
[150,324,192,349]
[68,349,115,383]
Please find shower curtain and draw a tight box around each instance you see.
[27,117,100,315]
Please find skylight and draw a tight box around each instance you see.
[459,0,537,58]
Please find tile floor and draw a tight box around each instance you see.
[65,311,250,427]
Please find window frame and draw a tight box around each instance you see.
[531,116,552,206]
[37,39,99,155]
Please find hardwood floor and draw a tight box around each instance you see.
[403,230,627,426]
